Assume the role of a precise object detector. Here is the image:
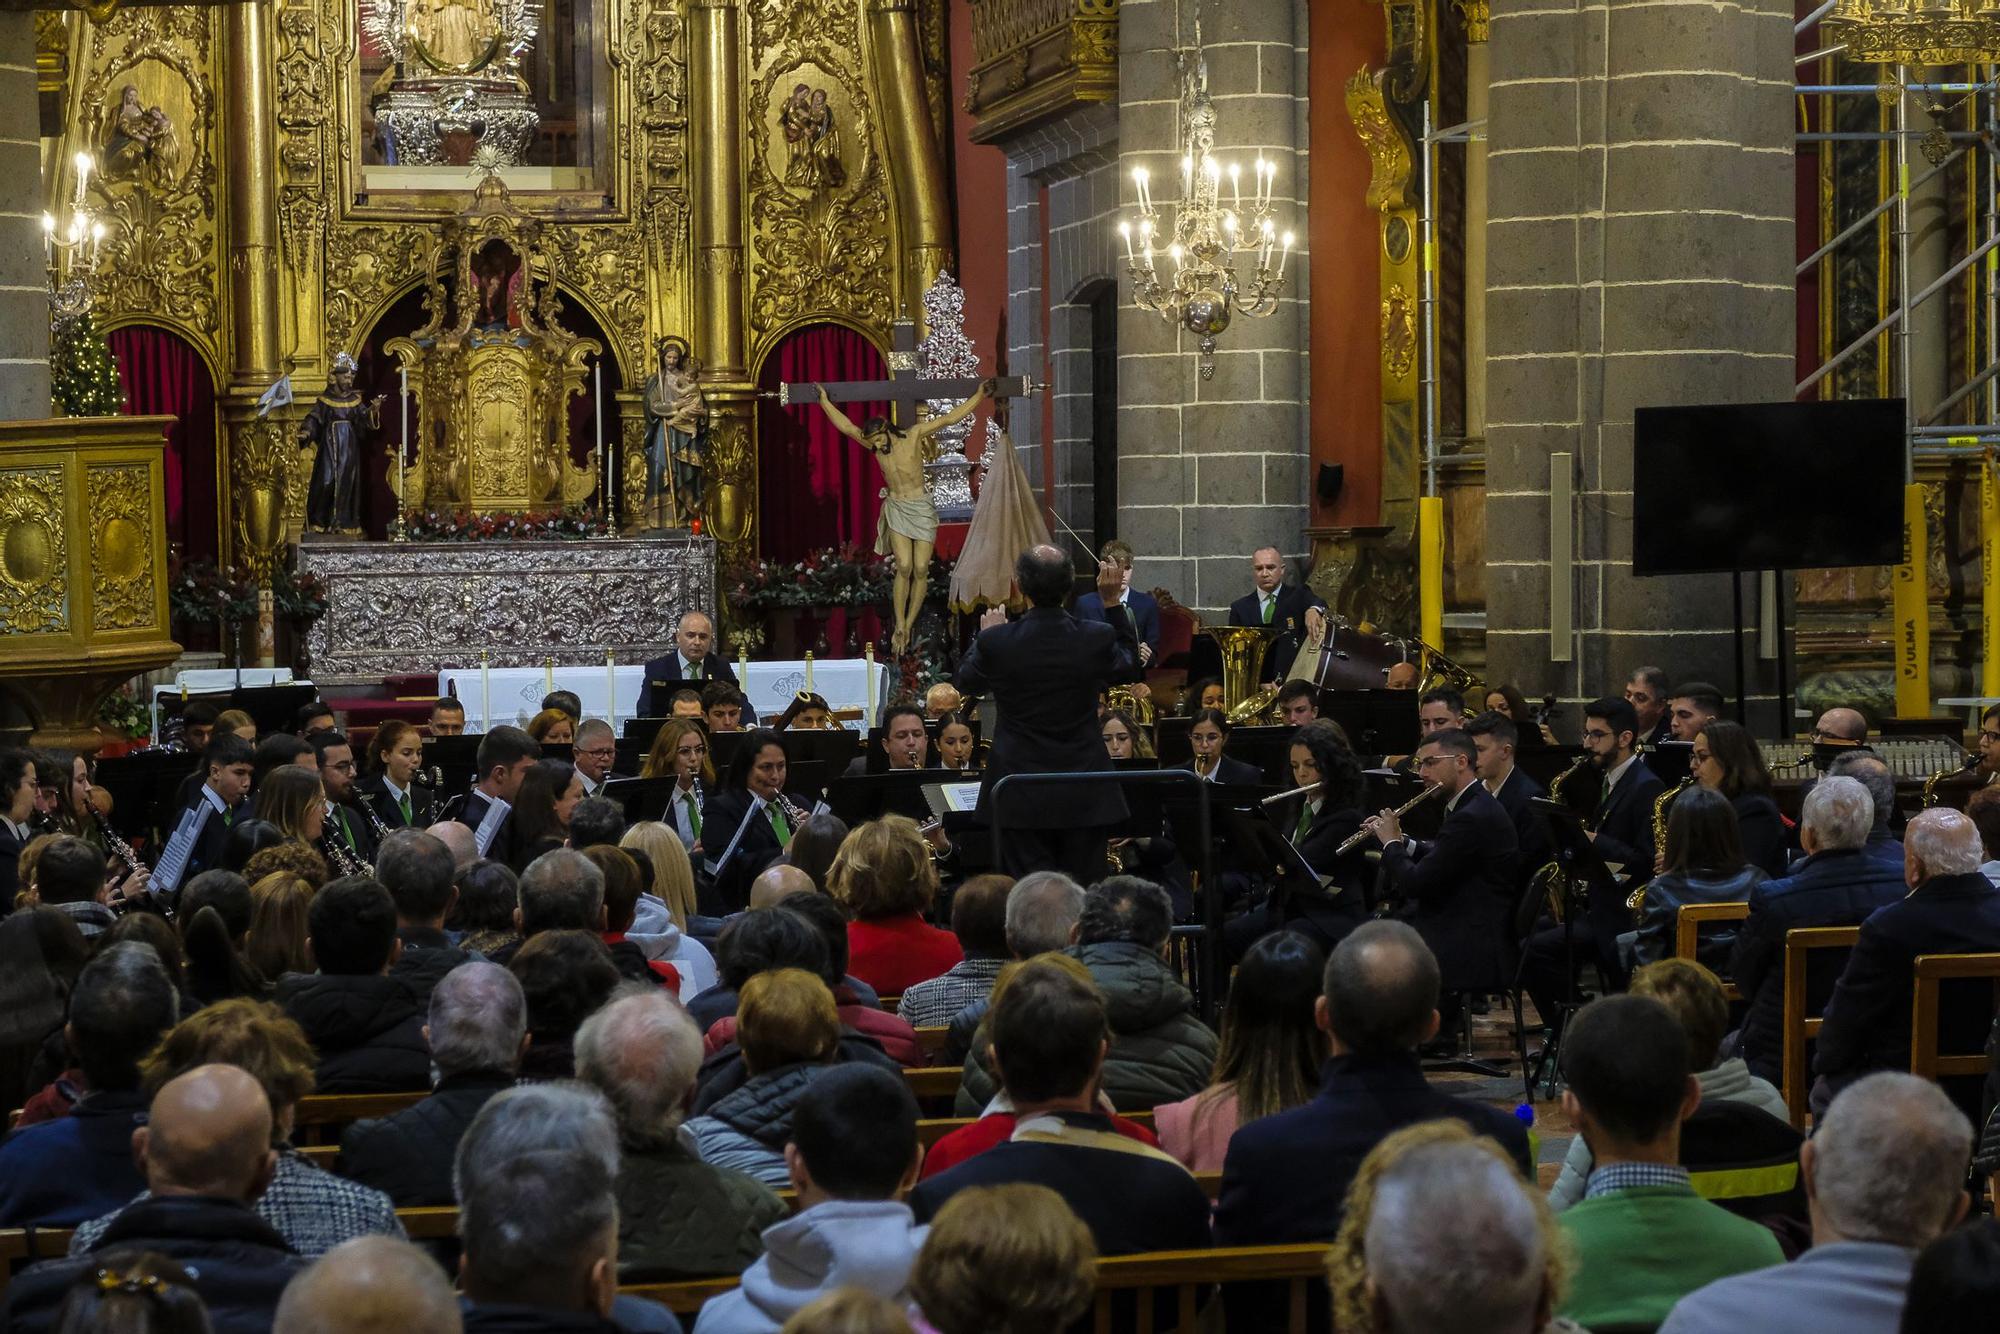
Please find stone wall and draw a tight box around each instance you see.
[0,14,50,419]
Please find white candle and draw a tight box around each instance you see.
[544,656,555,698]
[737,643,748,687]
[804,652,815,696]
[480,650,491,731]
[865,642,877,728]
[1119,222,1133,262]
[606,651,617,728]
[1229,162,1241,213]
[1277,232,1294,280]
[399,365,410,529]
[594,361,605,521]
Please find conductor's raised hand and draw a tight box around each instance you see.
[1095,560,1123,604]
[980,606,1007,631]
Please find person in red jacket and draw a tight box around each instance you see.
[831,815,962,996]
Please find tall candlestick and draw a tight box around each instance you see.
[594,361,606,532]
[480,650,491,732]
[737,643,748,690]
[606,651,617,729]
[397,365,410,540]
[864,642,877,728]
[544,656,555,700]
[804,652,815,696]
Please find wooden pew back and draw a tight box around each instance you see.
[1781,925,1860,1129]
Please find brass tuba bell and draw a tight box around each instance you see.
[1200,626,1277,717]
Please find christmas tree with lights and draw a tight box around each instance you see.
[51,312,123,417]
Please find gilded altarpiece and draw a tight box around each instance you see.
[46,0,954,572]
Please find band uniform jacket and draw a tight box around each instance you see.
[638,651,757,722]
[1378,782,1521,989]
[1490,765,1551,885]
[357,774,436,831]
[1177,755,1266,788]
[1585,762,1666,938]
[1226,585,1328,682]
[1285,800,1372,943]
[955,606,1141,832]
[1073,589,1162,657]
[702,788,806,915]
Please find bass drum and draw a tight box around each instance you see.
[1288,623,1408,691]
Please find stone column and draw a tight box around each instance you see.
[0,14,49,419]
[1116,0,1309,620]
[1483,0,1793,715]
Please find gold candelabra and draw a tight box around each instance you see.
[43,152,105,327]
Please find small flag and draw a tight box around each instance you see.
[256,376,293,417]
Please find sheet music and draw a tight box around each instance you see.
[152,803,212,894]
[473,796,511,857]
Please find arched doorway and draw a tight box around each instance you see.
[108,325,218,560]
[755,324,889,561]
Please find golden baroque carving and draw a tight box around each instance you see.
[0,468,71,637]
[1345,67,1413,214]
[232,414,295,579]
[704,410,756,564]
[625,0,689,275]
[87,463,155,631]
[1382,282,1416,381]
[750,0,857,68]
[78,7,220,339]
[621,411,650,528]
[323,224,432,355]
[1451,0,1489,43]
[555,227,649,368]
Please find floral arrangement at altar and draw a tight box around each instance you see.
[405,507,607,542]
[168,554,260,628]
[272,567,330,624]
[726,544,953,611]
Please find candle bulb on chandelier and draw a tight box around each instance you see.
[1119,221,1134,263]
[1277,231,1294,280]
[89,222,104,264]
[1229,162,1242,213]
[71,151,91,210]
[1133,166,1151,215]
[1182,154,1193,195]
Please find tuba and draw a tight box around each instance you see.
[1106,684,1156,727]
[1201,626,1277,718]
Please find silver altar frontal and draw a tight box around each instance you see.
[298,536,716,681]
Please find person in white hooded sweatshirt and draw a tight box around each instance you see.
[693,1063,927,1334]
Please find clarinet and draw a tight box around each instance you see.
[320,803,375,878]
[356,793,394,842]
[96,810,165,918]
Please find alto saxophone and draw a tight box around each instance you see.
[1629,777,1692,913]
[1923,754,1980,808]
[1532,754,1595,923]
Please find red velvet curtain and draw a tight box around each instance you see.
[110,326,218,560]
[757,325,889,560]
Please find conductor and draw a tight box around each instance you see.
[956,544,1142,881]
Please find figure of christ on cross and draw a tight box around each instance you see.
[778,319,1036,654]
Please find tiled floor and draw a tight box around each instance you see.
[1425,1005,1577,1191]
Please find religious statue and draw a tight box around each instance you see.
[416,0,494,70]
[643,336,708,529]
[812,378,994,654]
[781,83,846,193]
[103,85,183,189]
[299,352,387,535]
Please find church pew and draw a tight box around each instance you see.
[914,1025,951,1057]
[1674,902,1750,1001]
[292,1091,428,1144]
[1780,925,1861,1129]
[1909,952,2000,1127]
[903,1066,964,1104]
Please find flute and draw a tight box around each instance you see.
[1335,784,1444,855]
[1260,780,1324,807]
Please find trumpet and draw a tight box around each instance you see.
[1337,784,1444,855]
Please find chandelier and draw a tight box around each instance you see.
[43,151,105,329]
[1823,0,2000,65]
[1119,21,1295,381]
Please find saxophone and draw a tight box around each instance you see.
[1629,777,1692,913]
[1533,755,1595,922]
[1923,755,1980,808]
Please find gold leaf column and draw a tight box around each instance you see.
[866,0,952,312]
[689,0,754,563]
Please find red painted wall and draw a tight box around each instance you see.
[1307,1,1387,527]
[946,0,1012,450]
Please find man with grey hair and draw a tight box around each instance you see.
[0,943,179,1225]
[274,1236,464,1334]
[1815,806,2000,1105]
[938,870,1086,1065]
[455,1083,682,1333]
[1662,1071,1972,1334]
[572,718,623,798]
[575,991,783,1281]
[340,961,526,1208]
[1730,775,1911,1085]
[1825,751,1905,867]
[1625,666,1673,749]
[1359,1133,1564,1334]
[517,846,608,939]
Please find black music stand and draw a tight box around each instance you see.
[1643,741,1693,786]
[599,776,682,825]
[93,749,200,844]
[422,736,484,801]
[1524,796,1628,1097]
[1318,690,1422,762]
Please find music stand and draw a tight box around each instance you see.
[599,775,682,825]
[826,770,952,826]
[1525,796,1630,1096]
[623,717,671,752]
[422,736,484,800]
[1318,689,1422,761]
[1217,807,1348,916]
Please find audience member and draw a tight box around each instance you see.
[1551,957,1791,1210]
[779,812,849,892]
[46,1250,213,1334]
[1153,929,1327,1173]
[448,859,520,957]
[246,872,316,979]
[693,1065,925,1333]
[774,1290,911,1334]
[0,909,87,1112]
[508,928,621,1079]
[1662,1072,1972,1334]
[617,822,712,971]
[275,876,430,1092]
[1897,1217,2000,1334]
[181,901,270,1010]
[20,914,183,1125]
[831,816,962,995]
[1815,808,2000,1107]
[690,904,832,1034]
[453,1084,680,1334]
[959,877,1214,1113]
[1555,995,1783,1328]
[896,874,1012,1028]
[180,868,254,944]
[1632,786,1764,969]
[340,962,527,1207]
[575,990,784,1282]
[425,820,477,870]
[747,862,816,910]
[272,1236,464,1334]
[685,969,849,1187]
[569,795,628,852]
[0,944,179,1224]
[243,839,330,890]
[27,835,117,940]
[1970,786,2000,885]
[1730,776,1906,1083]
[5,1066,306,1334]
[940,871,1084,1064]
[911,955,1211,1256]
[908,1184,1096,1334]
[1328,1121,1575,1334]
[1824,752,1905,867]
[69,999,401,1258]
[375,830,473,1006]
[583,844,683,990]
[516,846,610,942]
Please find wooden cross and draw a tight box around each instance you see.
[774,316,1034,425]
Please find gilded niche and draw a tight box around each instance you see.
[0,468,70,637]
[87,464,156,632]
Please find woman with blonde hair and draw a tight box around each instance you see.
[212,708,258,742]
[245,872,314,980]
[253,766,326,848]
[831,815,960,995]
[618,820,718,995]
[524,707,573,746]
[640,718,714,858]
[909,1183,1097,1334]
[682,967,845,1186]
[64,999,401,1258]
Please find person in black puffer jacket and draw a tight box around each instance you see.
[1627,786,1766,971]
[957,877,1215,1115]
[683,968,846,1188]
[274,877,430,1094]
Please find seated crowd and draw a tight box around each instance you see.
[5,674,2000,1334]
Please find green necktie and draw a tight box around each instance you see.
[768,802,790,845]
[1261,596,1274,625]
[222,806,233,827]
[398,792,413,824]
[689,660,702,681]
[338,808,357,850]
[685,791,702,839]
[1295,804,1312,843]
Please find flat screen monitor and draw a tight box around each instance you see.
[1632,399,1905,575]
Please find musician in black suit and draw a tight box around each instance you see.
[1464,710,1549,877]
[1180,709,1265,787]
[569,718,625,799]
[702,728,810,914]
[1517,696,1665,1026]
[312,731,380,869]
[1073,539,1162,667]
[0,748,37,903]
[1226,546,1327,683]
[1226,721,1373,959]
[637,610,757,722]
[153,733,255,895]
[452,726,542,862]
[1363,729,1521,1017]
[1625,666,1674,750]
[358,720,437,831]
[955,544,1141,882]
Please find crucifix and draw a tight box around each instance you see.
[774,315,1037,655]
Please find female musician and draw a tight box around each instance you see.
[641,718,714,857]
[359,720,435,829]
[526,709,574,747]
[1631,785,1764,969]
[703,728,807,914]
[784,693,838,731]
[255,766,327,848]
[1182,709,1263,786]
[1184,677,1226,716]
[1269,723,1372,949]
[936,712,978,772]
[1691,720,1787,877]
[1101,709,1156,762]
[213,709,259,742]
[511,759,583,869]
[1483,684,1554,748]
